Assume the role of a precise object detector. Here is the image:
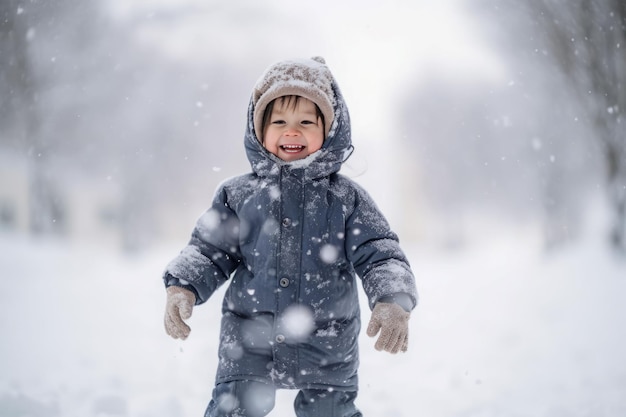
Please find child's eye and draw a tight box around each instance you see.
[272,120,286,125]
[301,120,316,125]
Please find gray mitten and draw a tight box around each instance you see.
[366,302,410,354]
[164,286,196,340]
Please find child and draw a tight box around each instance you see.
[163,57,418,417]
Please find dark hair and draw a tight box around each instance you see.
[260,95,325,142]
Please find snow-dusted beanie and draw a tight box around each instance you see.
[253,56,336,140]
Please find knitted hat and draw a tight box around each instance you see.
[252,56,336,140]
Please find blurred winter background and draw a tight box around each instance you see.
[1,0,625,416]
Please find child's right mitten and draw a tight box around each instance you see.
[164,286,196,340]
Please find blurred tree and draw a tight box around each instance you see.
[492,0,626,250]
[539,0,626,251]
[1,0,179,248]
[0,0,62,235]
[1,0,276,251]
[401,70,591,249]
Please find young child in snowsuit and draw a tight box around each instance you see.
[163,57,418,417]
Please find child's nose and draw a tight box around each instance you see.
[284,127,301,136]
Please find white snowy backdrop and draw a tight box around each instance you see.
[1,0,625,416]
[3,227,626,417]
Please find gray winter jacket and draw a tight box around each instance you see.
[164,81,417,391]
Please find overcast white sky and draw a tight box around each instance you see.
[104,0,506,136]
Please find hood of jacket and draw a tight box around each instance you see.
[243,80,354,181]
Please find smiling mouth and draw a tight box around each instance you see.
[280,145,305,153]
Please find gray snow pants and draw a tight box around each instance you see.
[204,380,363,417]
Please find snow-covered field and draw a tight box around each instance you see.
[1,229,625,417]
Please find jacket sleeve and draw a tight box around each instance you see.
[163,186,242,305]
[345,183,418,311]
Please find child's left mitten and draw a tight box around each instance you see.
[366,302,410,354]
[164,286,196,340]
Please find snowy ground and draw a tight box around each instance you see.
[1,228,625,417]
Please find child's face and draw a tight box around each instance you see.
[262,97,324,162]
